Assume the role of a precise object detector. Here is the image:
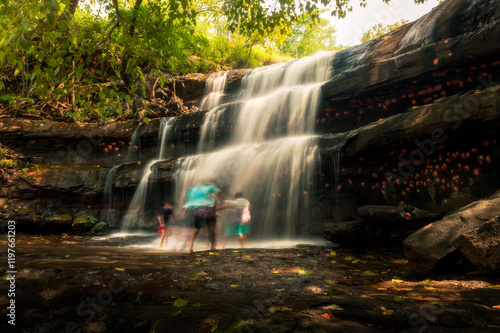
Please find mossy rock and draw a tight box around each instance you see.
[72,215,98,226]
[72,215,98,234]
[90,221,110,234]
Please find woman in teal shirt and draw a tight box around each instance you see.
[182,184,221,253]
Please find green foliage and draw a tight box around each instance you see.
[0,160,18,169]
[0,94,34,107]
[279,11,345,58]
[361,19,409,43]
[0,0,427,122]
[0,0,198,121]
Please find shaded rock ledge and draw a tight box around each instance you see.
[403,190,500,275]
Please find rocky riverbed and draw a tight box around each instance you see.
[1,234,499,333]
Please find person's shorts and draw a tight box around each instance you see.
[193,206,216,229]
[224,223,250,236]
[158,226,166,232]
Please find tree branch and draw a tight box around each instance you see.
[98,0,120,46]
[196,6,223,15]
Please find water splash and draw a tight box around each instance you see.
[199,71,229,111]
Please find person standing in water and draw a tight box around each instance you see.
[220,192,251,248]
[181,183,221,253]
[158,202,178,249]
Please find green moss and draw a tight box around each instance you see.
[72,215,98,226]
[0,149,8,158]
[0,160,18,169]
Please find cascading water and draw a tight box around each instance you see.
[127,122,143,161]
[199,71,229,111]
[104,165,120,207]
[176,137,319,239]
[197,104,227,153]
[175,51,336,241]
[121,117,175,229]
[103,123,143,212]
[158,117,175,160]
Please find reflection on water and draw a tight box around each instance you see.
[98,229,331,252]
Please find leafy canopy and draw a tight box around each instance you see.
[0,0,429,122]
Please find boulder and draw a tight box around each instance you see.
[90,221,111,234]
[403,190,500,275]
[71,214,98,234]
[452,215,500,272]
[323,219,365,245]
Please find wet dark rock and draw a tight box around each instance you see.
[44,214,73,227]
[404,190,500,275]
[452,215,500,273]
[321,0,500,103]
[358,205,409,221]
[320,85,500,158]
[90,221,111,234]
[323,219,365,245]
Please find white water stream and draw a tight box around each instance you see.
[121,117,175,229]
[175,51,336,240]
[199,71,229,111]
[115,51,336,244]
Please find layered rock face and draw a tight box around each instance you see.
[1,0,499,272]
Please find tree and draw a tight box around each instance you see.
[360,19,409,43]
[0,0,199,120]
[0,0,430,121]
[279,11,344,58]
[222,0,429,36]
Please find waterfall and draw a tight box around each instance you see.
[158,117,175,159]
[121,160,158,229]
[104,165,120,207]
[197,104,227,153]
[322,131,357,222]
[177,51,335,240]
[121,117,175,229]
[104,122,143,212]
[175,137,319,239]
[127,123,142,161]
[199,71,229,111]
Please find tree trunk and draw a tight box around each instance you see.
[120,0,143,92]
